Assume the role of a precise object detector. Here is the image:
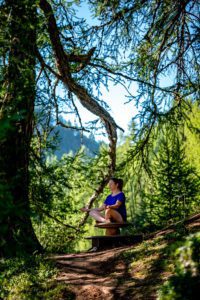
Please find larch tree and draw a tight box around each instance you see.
[0,0,122,256]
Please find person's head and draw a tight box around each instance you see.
[108,178,123,192]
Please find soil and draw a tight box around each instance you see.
[50,213,200,300]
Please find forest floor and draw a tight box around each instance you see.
[50,213,200,300]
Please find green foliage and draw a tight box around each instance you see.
[0,254,75,300]
[29,149,86,252]
[158,233,200,300]
[29,138,111,252]
[184,102,200,176]
[143,134,200,227]
[114,111,200,233]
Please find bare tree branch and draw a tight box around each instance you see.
[36,47,62,79]
[52,80,89,132]
[89,62,175,93]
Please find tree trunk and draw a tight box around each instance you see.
[0,0,42,257]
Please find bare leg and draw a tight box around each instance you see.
[105,208,124,235]
[105,208,123,223]
[89,209,106,223]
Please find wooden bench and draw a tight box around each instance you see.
[85,222,143,251]
[85,234,143,251]
[95,222,130,236]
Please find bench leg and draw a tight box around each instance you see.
[92,238,99,248]
[105,228,120,236]
[88,238,100,252]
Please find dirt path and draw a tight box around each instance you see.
[51,246,133,300]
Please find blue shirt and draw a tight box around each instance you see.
[104,192,127,221]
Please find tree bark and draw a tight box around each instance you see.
[0,0,42,257]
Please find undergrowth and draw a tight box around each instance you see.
[0,254,75,300]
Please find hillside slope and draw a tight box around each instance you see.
[51,213,200,299]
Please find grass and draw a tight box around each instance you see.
[0,254,75,300]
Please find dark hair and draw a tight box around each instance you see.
[110,178,123,191]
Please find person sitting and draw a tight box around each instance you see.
[80,178,127,234]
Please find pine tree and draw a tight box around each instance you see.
[146,133,200,226]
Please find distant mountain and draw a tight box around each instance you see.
[34,108,100,159]
[53,125,100,159]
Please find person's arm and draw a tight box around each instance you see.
[80,207,90,212]
[97,204,106,211]
[80,203,106,212]
[106,200,122,209]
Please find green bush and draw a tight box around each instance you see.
[158,232,200,300]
